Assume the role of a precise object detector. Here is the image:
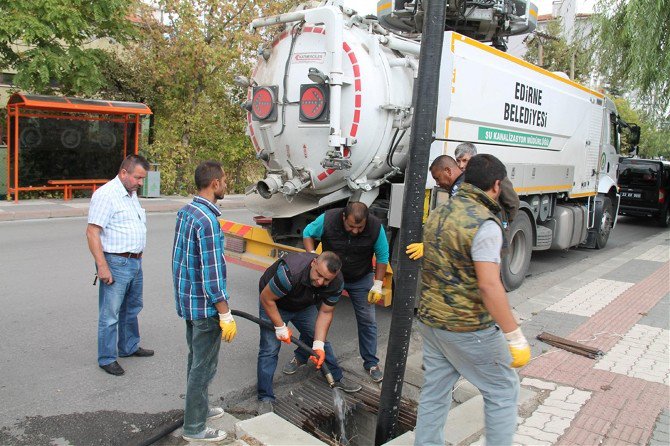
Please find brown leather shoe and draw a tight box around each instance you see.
[129,347,154,357]
[100,361,125,376]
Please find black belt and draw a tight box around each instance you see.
[107,252,143,259]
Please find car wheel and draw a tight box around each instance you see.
[658,205,670,228]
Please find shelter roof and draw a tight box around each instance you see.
[7,93,152,115]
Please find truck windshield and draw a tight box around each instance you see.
[618,161,660,187]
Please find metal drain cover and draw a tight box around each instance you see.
[273,375,416,445]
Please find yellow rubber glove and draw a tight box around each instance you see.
[406,242,424,260]
[367,279,383,304]
[504,327,531,368]
[309,340,326,369]
[219,311,237,343]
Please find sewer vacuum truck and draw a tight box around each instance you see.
[223,0,639,296]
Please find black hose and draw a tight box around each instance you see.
[135,415,184,446]
[231,309,336,387]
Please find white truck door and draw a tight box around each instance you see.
[576,100,604,196]
[600,109,619,187]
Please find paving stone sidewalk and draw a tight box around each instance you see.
[509,232,670,446]
[0,194,246,221]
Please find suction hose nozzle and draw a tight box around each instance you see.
[231,310,336,388]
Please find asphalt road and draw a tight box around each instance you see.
[0,210,664,445]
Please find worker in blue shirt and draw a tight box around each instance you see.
[172,161,237,443]
[282,201,389,383]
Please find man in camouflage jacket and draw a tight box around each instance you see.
[413,154,531,446]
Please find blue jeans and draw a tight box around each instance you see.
[257,304,343,401]
[97,253,143,366]
[183,317,221,436]
[345,273,379,370]
[414,323,519,446]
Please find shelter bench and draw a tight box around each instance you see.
[47,179,109,200]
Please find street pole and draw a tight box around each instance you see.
[374,1,447,444]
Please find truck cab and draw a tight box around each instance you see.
[617,158,670,227]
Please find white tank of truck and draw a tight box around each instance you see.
[244,1,416,212]
[236,0,639,291]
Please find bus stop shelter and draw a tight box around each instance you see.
[6,93,152,202]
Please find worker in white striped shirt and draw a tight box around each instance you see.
[86,154,154,376]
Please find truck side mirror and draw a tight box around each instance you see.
[629,124,641,146]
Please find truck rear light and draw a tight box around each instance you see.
[254,216,272,225]
[659,188,666,204]
[299,84,329,122]
[251,86,278,121]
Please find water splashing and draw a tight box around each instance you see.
[332,387,349,445]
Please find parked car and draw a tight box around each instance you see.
[617,157,670,227]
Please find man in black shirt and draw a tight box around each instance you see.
[296,202,389,383]
[257,251,361,412]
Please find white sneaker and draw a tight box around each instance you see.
[182,427,227,442]
[207,407,225,420]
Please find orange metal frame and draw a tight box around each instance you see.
[5,93,152,202]
[47,179,110,200]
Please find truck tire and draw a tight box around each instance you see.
[595,197,613,249]
[501,211,532,291]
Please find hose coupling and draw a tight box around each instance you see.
[324,372,335,388]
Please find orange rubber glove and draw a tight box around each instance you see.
[309,340,325,369]
[274,323,293,344]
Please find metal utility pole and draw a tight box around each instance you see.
[374,0,447,444]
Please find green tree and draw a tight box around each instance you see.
[103,0,301,194]
[523,19,592,83]
[614,97,670,158]
[0,0,137,95]
[592,0,670,125]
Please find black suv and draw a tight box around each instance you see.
[617,158,670,227]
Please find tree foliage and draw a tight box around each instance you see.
[592,0,670,126]
[102,0,301,194]
[614,97,670,158]
[523,19,591,83]
[0,0,137,95]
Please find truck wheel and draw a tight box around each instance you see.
[595,197,613,249]
[501,211,532,291]
[658,205,670,228]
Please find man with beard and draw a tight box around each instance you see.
[257,251,361,415]
[172,160,237,442]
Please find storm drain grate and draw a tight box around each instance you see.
[273,375,417,445]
